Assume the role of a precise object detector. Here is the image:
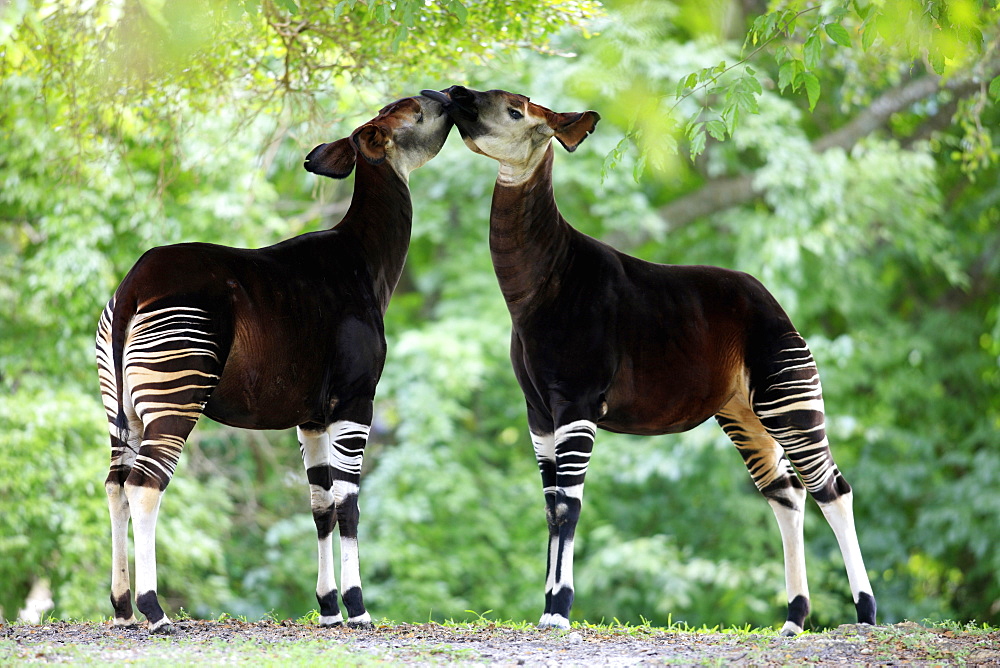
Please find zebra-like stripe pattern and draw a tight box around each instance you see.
[535,419,597,629]
[98,300,222,631]
[329,421,371,480]
[750,336,844,501]
[116,304,220,490]
[301,420,373,628]
[97,299,140,481]
[716,331,870,634]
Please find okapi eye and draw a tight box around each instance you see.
[508,108,523,120]
[416,112,424,123]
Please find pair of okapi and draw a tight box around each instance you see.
[96,85,877,635]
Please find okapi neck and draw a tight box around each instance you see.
[489,145,571,316]
[336,159,413,312]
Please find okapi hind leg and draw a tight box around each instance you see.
[124,418,198,635]
[98,302,140,627]
[106,467,137,626]
[125,479,172,634]
[716,398,810,636]
[750,333,877,628]
[103,412,142,626]
[530,428,558,628]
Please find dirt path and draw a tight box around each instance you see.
[3,619,999,665]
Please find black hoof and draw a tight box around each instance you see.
[149,622,175,635]
[346,620,374,630]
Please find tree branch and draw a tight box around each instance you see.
[656,65,999,232]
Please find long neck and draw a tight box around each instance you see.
[489,145,571,319]
[335,159,413,313]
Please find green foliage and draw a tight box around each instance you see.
[590,0,1000,171]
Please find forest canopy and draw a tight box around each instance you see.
[2,0,999,630]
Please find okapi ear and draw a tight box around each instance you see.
[304,138,357,179]
[552,111,601,153]
[353,123,390,165]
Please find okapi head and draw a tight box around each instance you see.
[422,86,599,183]
[305,94,453,182]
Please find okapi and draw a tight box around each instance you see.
[95,94,452,633]
[422,86,876,635]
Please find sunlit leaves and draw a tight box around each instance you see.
[1,0,601,174]
[661,0,999,161]
[824,22,852,47]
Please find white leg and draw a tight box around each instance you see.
[106,481,137,626]
[767,485,810,636]
[819,491,876,623]
[126,482,172,633]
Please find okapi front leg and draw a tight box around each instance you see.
[328,419,372,628]
[530,429,558,626]
[299,426,342,626]
[538,418,596,629]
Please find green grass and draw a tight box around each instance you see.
[441,608,781,638]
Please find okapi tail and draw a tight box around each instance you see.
[109,291,136,447]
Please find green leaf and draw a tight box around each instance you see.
[989,76,1000,102]
[861,22,878,50]
[778,60,796,92]
[929,51,946,75]
[803,32,822,71]
[632,152,647,182]
[803,72,821,111]
[372,3,391,24]
[688,126,706,159]
[675,73,697,99]
[705,119,726,141]
[448,0,468,23]
[391,24,408,52]
[275,0,298,14]
[824,23,851,47]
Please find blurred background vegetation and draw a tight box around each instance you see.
[1,0,998,631]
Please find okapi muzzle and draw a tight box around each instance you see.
[422,86,480,138]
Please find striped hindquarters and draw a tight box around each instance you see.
[750,333,849,502]
[110,302,223,489]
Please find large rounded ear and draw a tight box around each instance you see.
[551,111,601,152]
[304,138,356,179]
[353,123,390,165]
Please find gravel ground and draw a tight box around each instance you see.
[3,619,999,665]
